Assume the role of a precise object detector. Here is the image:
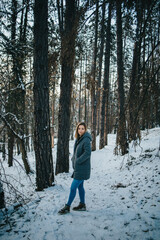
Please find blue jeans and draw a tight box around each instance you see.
[67,179,85,206]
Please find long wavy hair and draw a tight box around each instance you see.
[75,122,87,139]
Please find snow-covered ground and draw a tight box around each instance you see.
[0,128,160,240]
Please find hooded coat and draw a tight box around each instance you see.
[71,132,92,180]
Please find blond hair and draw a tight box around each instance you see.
[75,122,87,139]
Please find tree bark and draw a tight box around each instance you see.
[84,53,88,125]
[116,0,128,155]
[91,0,99,151]
[0,182,5,209]
[20,138,31,174]
[99,1,112,149]
[2,129,6,161]
[56,0,78,174]
[51,81,56,148]
[8,130,14,167]
[96,0,106,136]
[141,23,146,130]
[34,0,54,190]
[128,0,143,141]
[78,58,82,122]
[7,0,17,167]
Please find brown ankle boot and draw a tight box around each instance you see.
[73,203,86,211]
[58,204,70,214]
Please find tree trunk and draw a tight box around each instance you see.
[20,138,31,174]
[0,182,5,209]
[34,0,54,190]
[91,0,99,151]
[84,53,88,125]
[116,0,128,155]
[155,9,160,126]
[2,129,6,161]
[56,0,78,174]
[51,98,55,148]
[78,58,82,122]
[51,81,56,148]
[6,0,30,171]
[141,24,146,130]
[96,0,106,136]
[7,0,17,167]
[104,101,109,145]
[99,1,112,149]
[8,130,14,167]
[25,114,30,152]
[128,0,143,141]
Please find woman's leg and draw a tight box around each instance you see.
[67,179,84,206]
[78,181,85,204]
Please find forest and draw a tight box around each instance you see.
[0,0,160,210]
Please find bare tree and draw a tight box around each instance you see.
[115,0,128,155]
[128,0,143,142]
[99,1,112,149]
[0,0,31,173]
[91,0,99,151]
[96,0,106,136]
[34,0,54,190]
[56,0,80,174]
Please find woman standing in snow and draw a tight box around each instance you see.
[58,122,92,214]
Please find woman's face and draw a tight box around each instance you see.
[78,125,86,137]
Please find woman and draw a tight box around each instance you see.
[58,122,92,214]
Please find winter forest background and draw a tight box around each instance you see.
[0,0,160,235]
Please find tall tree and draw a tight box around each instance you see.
[96,0,106,136]
[128,0,143,142]
[7,0,17,168]
[2,0,31,173]
[99,1,112,149]
[91,0,99,151]
[56,0,79,174]
[78,57,82,122]
[115,0,128,155]
[34,0,54,190]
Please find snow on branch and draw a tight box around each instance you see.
[3,112,23,125]
[0,157,35,208]
[0,114,23,140]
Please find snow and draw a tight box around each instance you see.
[0,128,160,240]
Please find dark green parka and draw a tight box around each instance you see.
[71,132,92,180]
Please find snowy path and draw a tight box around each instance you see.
[0,129,160,240]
